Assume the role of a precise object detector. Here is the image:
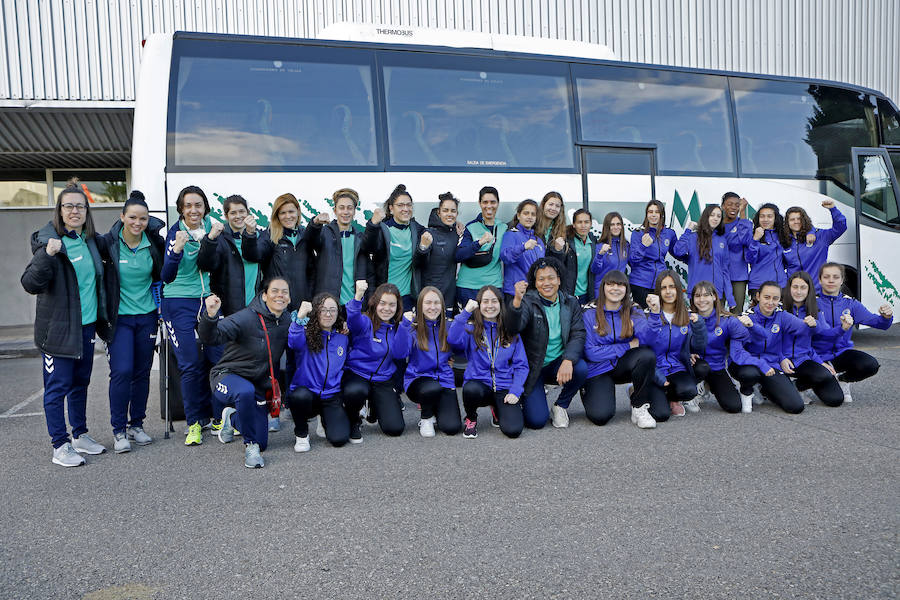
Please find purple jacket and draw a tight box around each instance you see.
[401,317,455,390]
[287,321,348,398]
[345,298,411,382]
[448,310,529,397]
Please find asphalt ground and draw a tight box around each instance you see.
[0,329,898,600]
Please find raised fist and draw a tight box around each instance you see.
[354,280,368,300]
[641,233,653,247]
[738,315,753,328]
[685,221,697,232]
[754,227,765,241]
[822,199,835,209]
[45,238,62,257]
[840,313,854,330]
[477,231,494,246]
[553,237,566,252]
[879,304,893,319]
[403,310,416,322]
[598,243,611,255]
[806,232,816,246]
[313,212,330,225]
[370,208,385,225]
[420,231,433,249]
[646,293,660,314]
[513,280,528,302]
[739,197,749,213]
[524,238,538,251]
[456,222,465,236]
[243,214,258,233]
[205,294,221,317]
[173,230,190,252]
[689,312,698,323]
[208,221,225,239]
[297,301,313,320]
[464,299,479,313]
[803,315,817,328]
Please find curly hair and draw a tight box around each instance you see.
[305,293,344,354]
[784,206,814,242]
[753,203,791,249]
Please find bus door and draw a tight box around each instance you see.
[580,146,656,230]
[852,147,900,313]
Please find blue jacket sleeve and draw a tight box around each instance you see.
[455,225,480,261]
[627,230,647,263]
[851,299,893,329]
[671,230,693,262]
[636,312,664,345]
[448,311,472,351]
[345,298,371,338]
[390,321,412,360]
[508,338,530,398]
[689,317,707,353]
[287,320,308,356]
[819,206,848,246]
[160,226,183,284]
[500,229,525,265]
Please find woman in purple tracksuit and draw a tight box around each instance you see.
[500,200,544,299]
[448,285,529,440]
[341,281,412,441]
[746,203,789,300]
[285,292,351,451]
[627,200,677,308]
[671,204,737,308]
[782,200,847,292]
[590,212,629,298]
[401,286,462,437]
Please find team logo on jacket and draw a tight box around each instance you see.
[337,346,344,356]
[719,242,725,249]
[664,239,670,247]
[680,326,688,334]
[842,308,852,316]
[731,226,737,233]
[771,324,780,333]
[714,326,724,336]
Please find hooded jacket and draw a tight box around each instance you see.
[671,228,737,307]
[240,225,311,310]
[507,289,586,397]
[627,226,678,289]
[499,225,545,295]
[698,312,759,372]
[344,298,412,382]
[21,222,112,358]
[643,311,707,377]
[582,304,650,378]
[743,307,808,372]
[198,295,288,388]
[418,208,461,308]
[813,293,893,361]
[287,321,349,398]
[447,310,529,397]
[401,317,455,389]
[782,206,847,291]
[307,220,372,303]
[746,229,788,289]
[589,237,629,297]
[361,217,427,297]
[197,227,261,317]
[549,232,598,298]
[723,218,753,282]
[101,216,165,336]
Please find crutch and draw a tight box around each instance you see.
[152,282,171,439]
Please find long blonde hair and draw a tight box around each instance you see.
[536,191,568,243]
[269,193,301,245]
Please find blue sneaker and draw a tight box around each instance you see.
[244,443,264,468]
[218,407,236,444]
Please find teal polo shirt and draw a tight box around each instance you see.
[117,232,156,315]
[63,233,98,325]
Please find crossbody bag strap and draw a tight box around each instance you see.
[258,314,276,385]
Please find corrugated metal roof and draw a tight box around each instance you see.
[0,109,132,169]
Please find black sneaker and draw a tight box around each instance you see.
[463,418,477,439]
[349,422,363,444]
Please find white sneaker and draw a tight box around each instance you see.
[683,397,701,413]
[418,416,436,438]
[839,380,852,403]
[72,434,106,455]
[740,392,753,413]
[315,416,326,438]
[630,403,656,429]
[550,404,570,428]
[802,389,817,405]
[113,432,131,454]
[126,426,153,445]
[52,442,85,467]
[293,435,310,453]
[752,384,765,405]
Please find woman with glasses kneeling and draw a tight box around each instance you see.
[449,286,529,439]
[285,293,350,452]
[200,278,291,468]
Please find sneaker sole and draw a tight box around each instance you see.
[463,433,477,439]
[244,462,264,468]
[127,438,153,446]
[114,446,131,454]
[184,439,203,446]
[52,457,85,467]
[348,438,363,444]
[73,447,106,455]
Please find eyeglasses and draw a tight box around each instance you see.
[61,203,87,212]
[320,307,338,315]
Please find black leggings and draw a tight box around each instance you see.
[791,360,843,407]
[342,371,405,436]
[631,285,652,309]
[461,381,524,439]
[831,349,880,383]
[693,359,741,413]
[645,370,697,421]
[581,347,656,426]
[407,377,462,435]
[728,363,804,414]
[286,386,349,446]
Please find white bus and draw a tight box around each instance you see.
[132,27,900,312]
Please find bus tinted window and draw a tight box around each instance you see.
[732,80,878,188]
[381,53,575,170]
[878,98,900,145]
[573,66,734,174]
[170,41,377,168]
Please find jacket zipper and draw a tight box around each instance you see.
[320,333,330,396]
[369,326,391,383]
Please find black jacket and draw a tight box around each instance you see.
[548,233,598,297]
[101,216,165,336]
[198,228,262,317]
[21,222,112,358]
[507,289,586,397]
[198,294,290,388]
[307,220,372,301]
[418,208,461,308]
[361,217,427,297]
[240,226,311,310]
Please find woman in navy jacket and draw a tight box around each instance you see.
[401,286,462,437]
[101,191,165,453]
[642,270,707,422]
[417,193,463,315]
[285,292,351,451]
[581,270,658,428]
[449,285,529,439]
[22,181,112,466]
[628,200,677,308]
[590,212,629,298]
[342,281,412,441]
